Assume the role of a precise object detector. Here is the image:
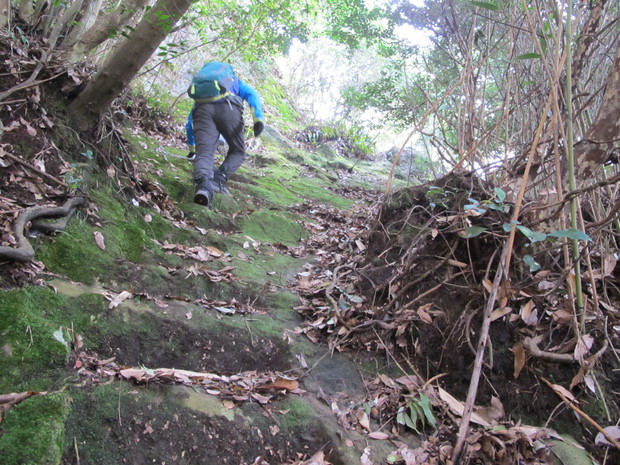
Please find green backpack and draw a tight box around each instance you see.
[187,62,235,100]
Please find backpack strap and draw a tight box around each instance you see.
[192,91,232,103]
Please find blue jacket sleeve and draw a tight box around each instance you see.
[186,110,195,148]
[236,78,264,121]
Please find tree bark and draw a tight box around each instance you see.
[571,0,609,91]
[574,45,620,179]
[0,0,9,29]
[69,0,194,130]
[63,0,151,62]
[60,0,104,50]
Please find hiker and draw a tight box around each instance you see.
[185,62,264,207]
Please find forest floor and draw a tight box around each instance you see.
[1,31,619,465]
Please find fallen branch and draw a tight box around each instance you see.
[2,152,68,187]
[0,391,45,422]
[541,377,620,452]
[0,196,86,262]
[75,351,303,405]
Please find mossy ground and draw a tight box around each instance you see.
[1,111,396,465]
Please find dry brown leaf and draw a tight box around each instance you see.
[520,299,538,326]
[490,306,512,322]
[417,303,433,324]
[549,382,578,403]
[447,259,468,268]
[482,278,493,293]
[437,387,491,426]
[257,376,299,391]
[573,333,594,362]
[512,341,526,379]
[300,450,329,465]
[356,409,370,430]
[368,431,389,440]
[93,231,105,250]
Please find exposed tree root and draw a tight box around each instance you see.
[524,335,576,364]
[0,196,86,262]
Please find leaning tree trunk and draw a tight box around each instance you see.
[69,0,194,130]
[573,45,620,180]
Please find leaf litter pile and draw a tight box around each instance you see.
[291,172,620,464]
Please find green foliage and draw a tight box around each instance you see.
[189,0,311,61]
[396,393,436,433]
[298,120,375,158]
[324,0,396,50]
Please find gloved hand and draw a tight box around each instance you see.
[253,121,264,138]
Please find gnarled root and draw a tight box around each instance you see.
[524,334,576,364]
[0,197,86,262]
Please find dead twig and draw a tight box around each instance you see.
[325,264,353,330]
[2,152,68,187]
[541,377,620,452]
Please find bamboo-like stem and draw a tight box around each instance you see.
[565,0,586,330]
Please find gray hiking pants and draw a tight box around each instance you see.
[192,96,246,187]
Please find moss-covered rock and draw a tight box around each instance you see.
[0,393,69,465]
[0,286,70,393]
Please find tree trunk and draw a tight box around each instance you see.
[63,0,151,62]
[0,0,9,29]
[574,45,620,179]
[69,0,194,130]
[571,0,609,91]
[60,0,104,50]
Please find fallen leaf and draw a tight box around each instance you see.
[356,409,370,430]
[256,376,299,391]
[595,426,620,446]
[301,450,327,465]
[360,447,373,465]
[512,341,526,379]
[490,306,512,322]
[93,231,105,250]
[417,303,433,324]
[520,299,538,326]
[144,214,152,223]
[437,387,491,426]
[185,311,192,320]
[574,333,594,362]
[108,290,132,309]
[368,431,389,440]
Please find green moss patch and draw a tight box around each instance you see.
[286,177,354,208]
[0,287,70,393]
[0,393,69,465]
[239,210,308,246]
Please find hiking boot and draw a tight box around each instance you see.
[212,171,232,196]
[187,152,196,161]
[194,182,213,207]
